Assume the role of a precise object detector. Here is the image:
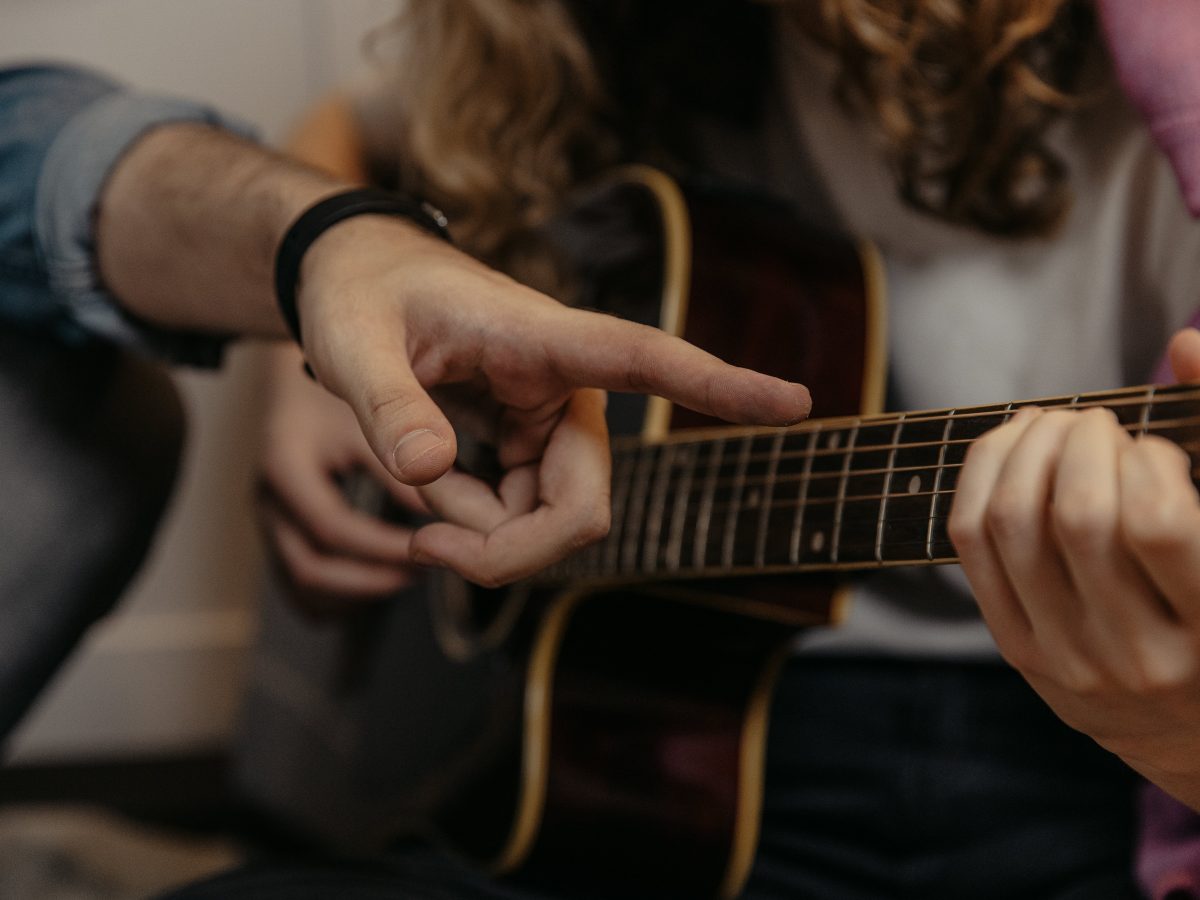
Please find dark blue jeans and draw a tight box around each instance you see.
[746,657,1137,899]
[167,657,1139,899]
[0,333,183,746]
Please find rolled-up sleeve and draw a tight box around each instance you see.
[0,64,256,366]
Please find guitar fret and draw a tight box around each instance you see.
[1139,385,1157,436]
[621,445,658,573]
[761,431,808,565]
[877,412,949,563]
[664,442,698,572]
[642,443,677,575]
[721,436,754,568]
[874,414,906,564]
[925,410,957,561]
[1143,386,1200,493]
[754,431,785,568]
[789,427,820,564]
[836,420,897,564]
[693,438,726,571]
[799,427,846,565]
[829,421,861,564]
[730,435,780,568]
[604,449,637,574]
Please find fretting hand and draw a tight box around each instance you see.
[950,328,1200,809]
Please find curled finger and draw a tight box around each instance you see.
[410,389,611,586]
[948,406,1042,653]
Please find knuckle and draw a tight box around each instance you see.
[946,506,983,553]
[1124,641,1200,696]
[1123,497,1189,553]
[1039,409,1076,430]
[1143,434,1192,469]
[1051,490,1115,553]
[1002,640,1101,696]
[964,429,1003,465]
[1057,661,1105,698]
[985,488,1029,542]
[363,386,423,426]
[624,344,659,396]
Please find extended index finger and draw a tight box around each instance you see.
[544,308,812,426]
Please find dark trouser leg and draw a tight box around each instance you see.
[165,657,1139,900]
[0,330,184,744]
[743,657,1139,900]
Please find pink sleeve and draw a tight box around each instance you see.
[1097,0,1200,216]
[1139,782,1200,900]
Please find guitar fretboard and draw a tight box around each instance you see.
[545,383,1200,584]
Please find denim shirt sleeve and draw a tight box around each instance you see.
[0,64,257,366]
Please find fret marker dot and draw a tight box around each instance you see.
[908,475,922,494]
[811,531,826,554]
[746,488,761,508]
[827,433,840,450]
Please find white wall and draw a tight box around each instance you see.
[2,0,398,761]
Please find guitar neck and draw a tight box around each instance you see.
[546,382,1200,584]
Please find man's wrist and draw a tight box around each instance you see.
[294,213,457,346]
[274,189,451,346]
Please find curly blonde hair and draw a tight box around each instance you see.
[369,0,614,291]
[804,0,1094,235]
[371,0,1094,280]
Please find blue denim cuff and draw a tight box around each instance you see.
[35,90,257,367]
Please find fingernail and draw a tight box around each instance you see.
[393,429,446,475]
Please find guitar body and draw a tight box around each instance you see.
[381,169,888,897]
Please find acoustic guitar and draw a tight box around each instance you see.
[352,166,1200,898]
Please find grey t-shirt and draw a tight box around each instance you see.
[769,29,1200,658]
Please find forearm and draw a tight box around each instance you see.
[96,123,347,338]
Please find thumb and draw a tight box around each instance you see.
[1168,327,1200,384]
[340,356,458,487]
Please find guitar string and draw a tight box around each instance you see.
[580,470,1200,571]
[605,461,1200,545]
[581,450,1200,574]
[561,457,1200,576]
[574,505,1180,576]
[567,400,1200,575]
[614,409,1200,473]
[608,419,1200,501]
[619,408,1200,468]
[614,391,1200,468]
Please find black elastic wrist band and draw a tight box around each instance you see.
[274,187,452,346]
